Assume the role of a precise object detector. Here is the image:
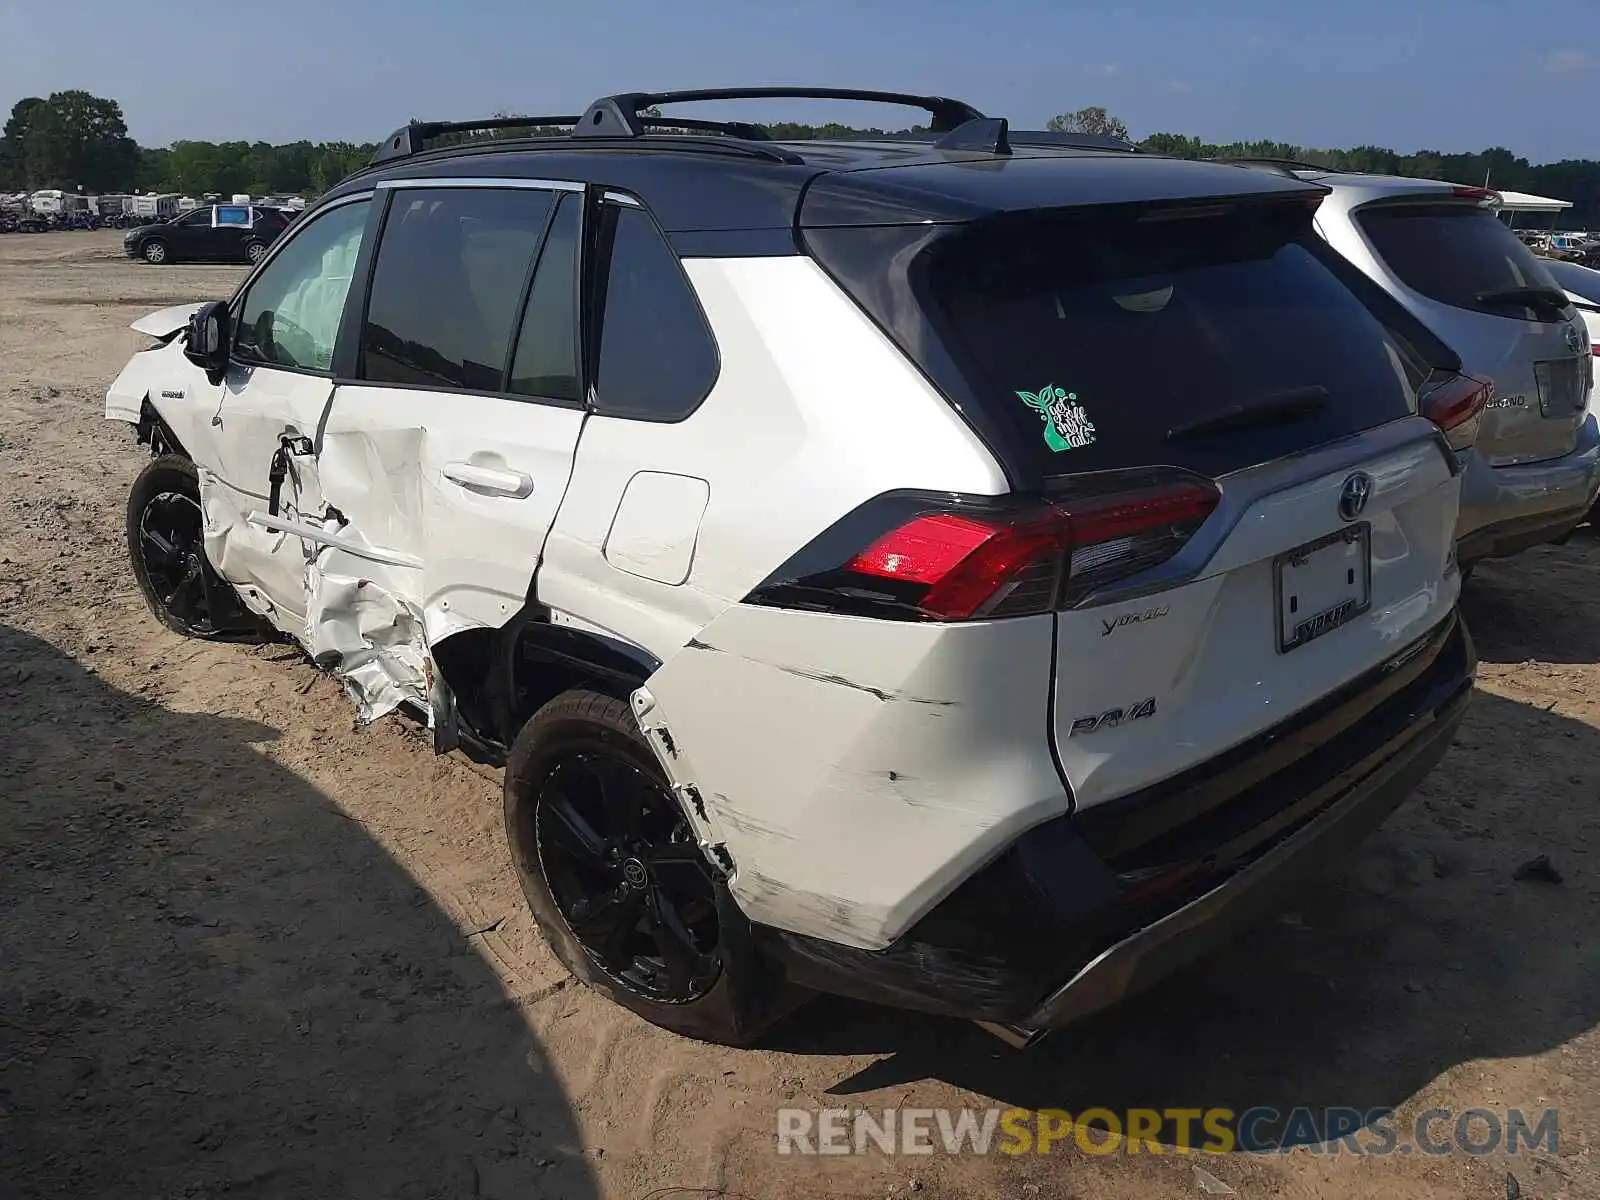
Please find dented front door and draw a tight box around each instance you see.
[199,195,375,632]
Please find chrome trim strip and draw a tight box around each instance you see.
[245,512,422,569]
[376,177,584,192]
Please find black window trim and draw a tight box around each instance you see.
[227,190,377,380]
[585,189,722,424]
[336,178,589,411]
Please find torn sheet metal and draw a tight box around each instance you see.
[300,521,430,724]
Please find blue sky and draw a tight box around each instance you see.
[4,0,1595,161]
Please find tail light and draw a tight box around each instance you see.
[748,472,1220,621]
[1420,373,1492,452]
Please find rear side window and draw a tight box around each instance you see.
[592,204,719,421]
[920,203,1419,477]
[1359,204,1564,321]
[508,194,580,402]
[362,187,557,391]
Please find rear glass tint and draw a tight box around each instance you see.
[1358,204,1565,321]
[920,204,1419,477]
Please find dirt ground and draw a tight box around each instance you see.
[1,230,1598,1200]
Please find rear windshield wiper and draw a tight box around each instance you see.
[1474,286,1570,314]
[1167,386,1329,442]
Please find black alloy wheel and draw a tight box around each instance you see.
[535,749,722,1003]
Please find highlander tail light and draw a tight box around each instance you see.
[747,472,1220,621]
[1421,372,1492,452]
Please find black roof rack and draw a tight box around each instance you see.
[373,87,988,166]
[372,116,580,165]
[573,87,985,138]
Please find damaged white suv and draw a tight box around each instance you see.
[108,88,1478,1047]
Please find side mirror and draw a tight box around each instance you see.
[183,301,231,377]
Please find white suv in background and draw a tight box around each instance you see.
[107,89,1478,1047]
[1228,164,1600,571]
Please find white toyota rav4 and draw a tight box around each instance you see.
[106,89,1478,1046]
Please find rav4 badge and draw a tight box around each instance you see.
[1069,697,1157,736]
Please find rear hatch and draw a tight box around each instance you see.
[1337,195,1590,466]
[806,184,1462,811]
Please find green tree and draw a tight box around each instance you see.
[0,97,49,189]
[1047,106,1131,141]
[18,91,139,191]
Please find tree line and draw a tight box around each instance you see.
[3,92,1596,226]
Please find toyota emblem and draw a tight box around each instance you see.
[1339,472,1373,522]
[1567,323,1586,356]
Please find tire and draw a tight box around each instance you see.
[141,239,167,265]
[243,240,266,264]
[504,689,799,1045]
[126,455,268,641]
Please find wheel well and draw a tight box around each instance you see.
[137,398,189,460]
[431,607,660,761]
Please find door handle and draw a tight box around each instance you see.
[442,461,534,498]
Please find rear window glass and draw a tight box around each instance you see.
[1359,204,1564,321]
[922,204,1419,477]
[1543,258,1600,306]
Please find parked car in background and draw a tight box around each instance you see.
[1227,164,1600,574]
[124,204,291,265]
[106,88,1477,1046]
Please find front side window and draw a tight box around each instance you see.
[177,208,211,227]
[592,204,719,421]
[234,198,370,372]
[361,187,557,391]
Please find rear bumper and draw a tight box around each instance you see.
[1456,414,1600,562]
[757,611,1475,1028]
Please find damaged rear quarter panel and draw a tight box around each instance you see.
[640,604,1066,950]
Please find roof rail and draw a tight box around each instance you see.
[369,118,805,169]
[372,117,579,165]
[573,87,986,138]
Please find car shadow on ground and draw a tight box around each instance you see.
[0,625,596,1200]
[1462,530,1600,665]
[772,683,1600,1151]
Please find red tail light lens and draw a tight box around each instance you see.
[1451,186,1498,204]
[1420,373,1492,451]
[839,476,1219,620]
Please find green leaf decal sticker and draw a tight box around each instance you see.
[1014,384,1096,452]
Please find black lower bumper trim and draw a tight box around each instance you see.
[756,612,1475,1027]
[1458,504,1591,564]
[1025,675,1468,1027]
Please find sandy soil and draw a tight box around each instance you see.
[1,230,1598,1200]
